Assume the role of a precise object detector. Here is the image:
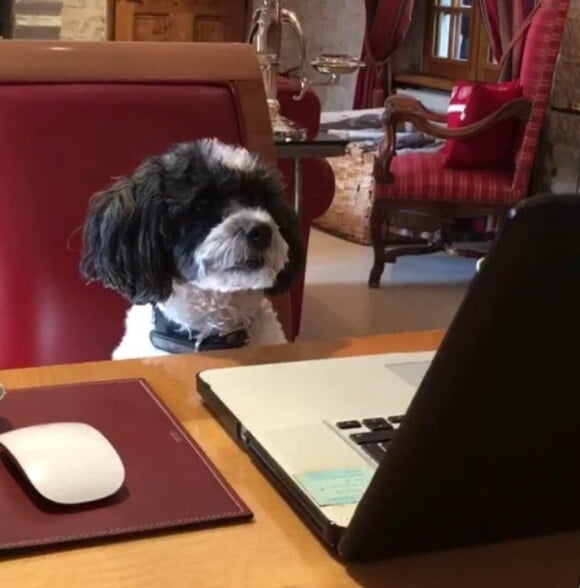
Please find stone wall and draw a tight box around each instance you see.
[60,0,105,41]
[547,0,580,192]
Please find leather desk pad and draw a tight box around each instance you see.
[0,379,252,553]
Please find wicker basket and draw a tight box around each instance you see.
[313,134,445,246]
[313,143,376,246]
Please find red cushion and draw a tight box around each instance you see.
[444,80,523,170]
[440,82,475,157]
[445,81,476,135]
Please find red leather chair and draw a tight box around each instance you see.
[0,41,302,369]
[277,76,336,336]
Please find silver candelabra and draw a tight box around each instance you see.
[248,0,364,140]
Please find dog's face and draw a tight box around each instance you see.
[80,140,303,304]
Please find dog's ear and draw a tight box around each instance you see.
[80,163,176,304]
[261,169,305,296]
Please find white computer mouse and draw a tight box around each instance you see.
[0,422,125,505]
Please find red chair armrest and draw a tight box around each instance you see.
[375,94,532,184]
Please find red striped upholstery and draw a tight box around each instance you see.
[376,0,570,205]
[378,149,515,204]
[512,0,569,196]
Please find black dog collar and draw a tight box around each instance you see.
[149,306,249,354]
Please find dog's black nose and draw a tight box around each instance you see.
[246,223,272,249]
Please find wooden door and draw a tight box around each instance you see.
[113,0,250,43]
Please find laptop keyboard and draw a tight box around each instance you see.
[334,415,404,464]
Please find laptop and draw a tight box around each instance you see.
[197,194,580,560]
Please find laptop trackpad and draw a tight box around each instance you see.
[388,361,431,388]
[256,425,368,473]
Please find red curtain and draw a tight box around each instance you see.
[477,0,539,81]
[353,0,414,109]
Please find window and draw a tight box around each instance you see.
[423,0,498,84]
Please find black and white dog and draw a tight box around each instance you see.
[80,139,303,359]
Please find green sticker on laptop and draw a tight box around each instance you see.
[294,466,375,507]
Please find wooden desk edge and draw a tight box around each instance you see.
[0,330,445,390]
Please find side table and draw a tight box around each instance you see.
[275,132,349,214]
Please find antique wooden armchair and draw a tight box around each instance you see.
[368,0,569,287]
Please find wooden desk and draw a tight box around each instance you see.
[0,331,578,588]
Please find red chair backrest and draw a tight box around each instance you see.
[0,42,274,369]
[512,0,570,195]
